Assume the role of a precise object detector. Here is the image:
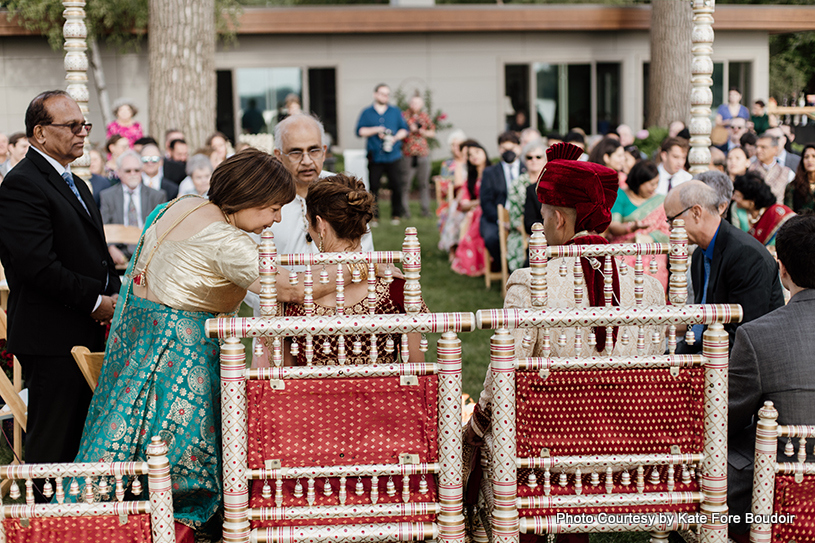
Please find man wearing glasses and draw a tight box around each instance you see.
[663,180,783,354]
[271,113,374,261]
[0,90,121,472]
[140,143,179,200]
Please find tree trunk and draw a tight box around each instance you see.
[88,36,113,129]
[148,0,215,151]
[647,0,692,128]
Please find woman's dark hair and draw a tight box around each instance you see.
[208,148,295,214]
[626,160,659,196]
[105,134,125,154]
[776,214,815,289]
[791,143,815,206]
[465,141,491,199]
[733,172,777,210]
[588,137,621,167]
[306,173,375,242]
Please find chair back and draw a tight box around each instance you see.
[206,228,471,543]
[473,220,743,542]
[71,346,105,391]
[0,309,27,469]
[0,437,175,543]
[103,224,142,245]
[750,401,815,543]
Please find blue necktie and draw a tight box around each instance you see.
[62,171,90,215]
[691,255,712,342]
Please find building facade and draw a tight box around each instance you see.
[1,4,812,158]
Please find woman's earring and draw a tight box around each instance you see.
[318,236,324,252]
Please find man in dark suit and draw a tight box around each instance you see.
[480,131,523,266]
[140,143,179,199]
[727,214,815,537]
[100,150,167,265]
[663,180,784,353]
[0,90,121,467]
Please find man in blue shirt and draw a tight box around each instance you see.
[663,180,784,354]
[356,84,409,225]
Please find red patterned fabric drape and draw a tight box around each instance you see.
[2,515,152,543]
[771,475,815,542]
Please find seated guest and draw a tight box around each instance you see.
[163,137,189,183]
[664,181,784,353]
[748,134,793,204]
[728,214,815,539]
[437,129,468,233]
[480,131,523,268]
[656,136,692,195]
[506,138,546,272]
[282,173,427,366]
[465,143,666,449]
[451,142,491,276]
[439,139,478,254]
[140,143,179,200]
[104,134,130,181]
[178,153,214,197]
[100,150,167,266]
[784,143,815,213]
[607,160,669,288]
[587,136,626,186]
[733,173,795,247]
[75,150,297,540]
[88,147,111,208]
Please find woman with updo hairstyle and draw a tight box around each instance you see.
[282,173,428,366]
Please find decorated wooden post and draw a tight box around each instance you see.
[689,0,716,174]
[63,0,91,183]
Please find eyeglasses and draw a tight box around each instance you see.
[729,125,746,131]
[42,121,92,135]
[281,147,324,163]
[666,205,694,225]
[141,156,161,163]
[121,168,141,174]
[525,155,544,160]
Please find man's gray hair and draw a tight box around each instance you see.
[758,133,779,148]
[693,170,733,209]
[678,181,720,215]
[521,138,546,167]
[447,129,466,147]
[116,149,142,171]
[274,114,327,151]
[186,153,213,176]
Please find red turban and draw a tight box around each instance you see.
[536,142,619,233]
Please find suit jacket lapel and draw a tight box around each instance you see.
[706,220,730,302]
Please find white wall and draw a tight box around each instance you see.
[1,30,769,160]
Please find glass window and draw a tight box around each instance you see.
[596,63,621,135]
[567,64,591,134]
[729,61,752,106]
[505,64,530,132]
[236,67,303,135]
[534,63,559,134]
[712,62,724,112]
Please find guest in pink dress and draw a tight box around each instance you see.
[105,98,143,147]
[452,142,492,276]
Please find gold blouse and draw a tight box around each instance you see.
[133,221,259,314]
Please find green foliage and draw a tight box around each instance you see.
[1,0,241,52]
[769,32,815,103]
[393,86,453,150]
[634,126,669,161]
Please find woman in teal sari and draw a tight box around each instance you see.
[74,149,296,539]
[607,160,670,289]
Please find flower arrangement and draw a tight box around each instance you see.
[394,86,453,150]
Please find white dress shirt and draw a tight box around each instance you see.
[501,160,520,193]
[656,163,692,195]
[122,184,144,228]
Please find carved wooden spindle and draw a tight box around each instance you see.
[689,0,716,174]
[337,263,347,365]
[63,0,91,183]
[529,223,547,307]
[259,230,277,318]
[669,220,689,305]
[367,262,378,364]
[603,256,614,353]
[402,227,422,314]
[304,267,314,365]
